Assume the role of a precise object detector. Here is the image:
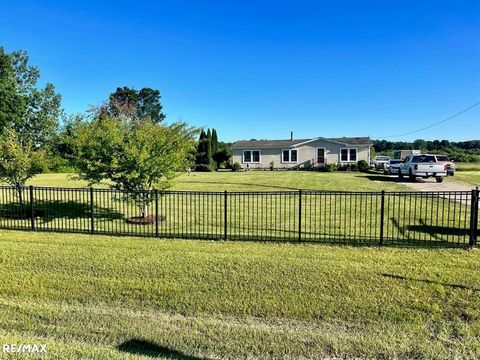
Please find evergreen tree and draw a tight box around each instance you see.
[206,129,212,166]
[211,128,219,155]
[194,130,211,171]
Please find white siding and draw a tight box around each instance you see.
[232,139,370,169]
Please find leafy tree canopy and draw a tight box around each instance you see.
[107,86,165,123]
[74,116,196,217]
[0,128,45,202]
[0,47,62,147]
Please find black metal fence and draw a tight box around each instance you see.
[0,186,478,247]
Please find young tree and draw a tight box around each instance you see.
[0,129,45,213]
[74,116,196,219]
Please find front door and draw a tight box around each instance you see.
[317,148,325,167]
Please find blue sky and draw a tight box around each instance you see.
[1,0,479,142]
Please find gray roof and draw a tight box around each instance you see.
[231,139,309,149]
[231,136,371,149]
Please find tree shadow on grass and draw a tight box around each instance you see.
[176,180,299,191]
[0,200,123,224]
[388,218,470,247]
[406,218,472,237]
[117,339,205,359]
[356,174,408,183]
[381,273,479,292]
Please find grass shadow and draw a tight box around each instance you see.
[117,339,204,359]
[357,174,407,183]
[0,200,123,224]
[176,180,299,191]
[381,273,479,292]
[387,217,470,247]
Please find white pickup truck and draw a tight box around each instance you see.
[398,154,448,183]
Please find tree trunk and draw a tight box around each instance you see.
[17,186,24,217]
[140,204,149,218]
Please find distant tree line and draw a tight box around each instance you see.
[373,139,480,162]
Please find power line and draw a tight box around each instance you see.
[374,100,480,139]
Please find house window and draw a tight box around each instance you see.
[282,149,298,163]
[349,148,357,162]
[243,150,260,163]
[340,148,357,162]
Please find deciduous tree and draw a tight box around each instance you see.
[0,129,45,212]
[74,116,196,219]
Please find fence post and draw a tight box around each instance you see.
[29,185,35,231]
[155,189,159,238]
[298,189,302,242]
[469,188,478,246]
[379,190,385,245]
[90,187,94,235]
[224,190,228,240]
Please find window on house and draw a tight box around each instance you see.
[282,149,298,162]
[291,149,297,162]
[340,148,357,162]
[349,148,357,162]
[243,150,260,163]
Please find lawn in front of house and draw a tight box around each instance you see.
[0,230,479,359]
[24,171,408,191]
[0,171,470,246]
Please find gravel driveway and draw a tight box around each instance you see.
[400,177,476,192]
[380,175,477,204]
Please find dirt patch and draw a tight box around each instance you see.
[126,215,166,224]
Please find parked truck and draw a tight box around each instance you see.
[398,154,447,183]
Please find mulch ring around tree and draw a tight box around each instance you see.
[4,209,45,219]
[126,215,166,225]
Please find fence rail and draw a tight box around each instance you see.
[0,186,478,247]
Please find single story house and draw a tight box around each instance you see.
[231,133,372,169]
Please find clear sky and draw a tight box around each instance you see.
[1,0,479,142]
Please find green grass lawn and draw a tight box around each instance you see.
[453,171,480,186]
[25,171,408,191]
[0,230,479,359]
[0,171,473,246]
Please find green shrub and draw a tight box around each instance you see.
[357,160,369,172]
[194,164,213,172]
[232,162,241,172]
[324,163,338,172]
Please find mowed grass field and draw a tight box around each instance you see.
[24,171,408,191]
[0,230,479,359]
[20,169,480,189]
[450,163,480,186]
[0,171,472,245]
